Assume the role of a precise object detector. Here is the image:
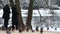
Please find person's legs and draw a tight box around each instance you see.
[12,18,16,30]
[12,24,14,30]
[16,24,18,30]
[12,20,15,30]
[15,19,18,30]
[14,18,18,30]
[4,19,9,30]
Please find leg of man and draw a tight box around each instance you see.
[12,20,15,30]
[4,19,9,30]
[15,19,18,30]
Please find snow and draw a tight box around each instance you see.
[0,9,60,17]
[0,9,3,17]
[32,27,60,32]
[39,10,52,16]
[0,9,60,32]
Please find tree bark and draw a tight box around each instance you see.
[15,0,24,32]
[26,0,34,31]
[9,0,14,7]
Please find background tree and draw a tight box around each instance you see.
[0,0,3,8]
[15,0,24,32]
[9,0,14,7]
[26,0,34,31]
[57,0,60,6]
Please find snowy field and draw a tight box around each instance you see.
[0,9,60,32]
[32,27,60,32]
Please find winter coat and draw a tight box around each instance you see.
[2,5,10,19]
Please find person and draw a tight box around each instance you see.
[47,27,49,30]
[40,27,43,34]
[36,26,39,31]
[2,4,10,30]
[12,5,18,30]
[55,28,57,30]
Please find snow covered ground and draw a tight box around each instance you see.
[0,9,60,17]
[0,9,60,32]
[32,27,60,32]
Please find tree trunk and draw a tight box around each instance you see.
[26,0,34,31]
[15,0,24,32]
[9,0,14,7]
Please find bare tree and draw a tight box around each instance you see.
[9,0,14,7]
[26,0,34,31]
[15,0,24,32]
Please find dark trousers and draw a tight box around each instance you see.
[4,19,9,29]
[12,23,18,30]
[12,18,18,30]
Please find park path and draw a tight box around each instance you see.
[0,30,60,34]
